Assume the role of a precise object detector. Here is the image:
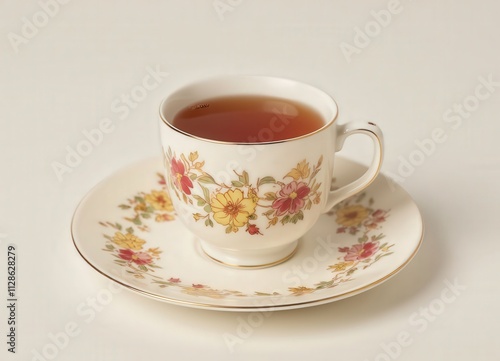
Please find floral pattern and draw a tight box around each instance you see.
[164,147,323,234]
[98,172,394,299]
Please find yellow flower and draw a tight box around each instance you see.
[112,232,145,250]
[147,247,162,258]
[182,286,225,299]
[247,187,259,204]
[328,261,354,272]
[155,213,175,222]
[210,189,257,230]
[289,286,315,296]
[134,203,147,212]
[285,159,311,180]
[335,204,370,227]
[145,190,174,212]
[188,151,199,162]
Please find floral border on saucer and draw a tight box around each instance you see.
[99,172,394,299]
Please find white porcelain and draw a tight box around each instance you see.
[72,156,423,312]
[158,75,384,267]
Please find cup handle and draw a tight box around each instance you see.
[323,121,384,212]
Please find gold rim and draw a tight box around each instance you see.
[158,76,339,146]
[200,244,299,269]
[71,219,424,311]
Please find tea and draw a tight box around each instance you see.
[171,95,325,143]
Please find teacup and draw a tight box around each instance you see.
[159,75,383,268]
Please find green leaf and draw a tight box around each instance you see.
[281,215,290,225]
[358,235,368,243]
[134,196,145,203]
[118,204,131,210]
[240,171,250,185]
[312,182,321,193]
[198,175,217,184]
[204,204,212,213]
[309,168,320,181]
[258,176,276,187]
[115,222,122,230]
[254,291,281,296]
[375,252,393,261]
[264,192,277,201]
[346,267,357,276]
[189,173,197,180]
[125,227,134,234]
[132,216,142,225]
[316,155,323,168]
[315,280,334,289]
[263,209,275,217]
[138,265,148,272]
[305,199,312,210]
[200,184,211,203]
[225,225,233,233]
[141,212,151,219]
[193,195,206,206]
[231,181,244,187]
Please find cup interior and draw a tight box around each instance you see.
[159,75,338,143]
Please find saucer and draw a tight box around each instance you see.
[71,157,423,311]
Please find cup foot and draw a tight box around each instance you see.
[199,240,299,269]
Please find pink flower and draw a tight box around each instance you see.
[272,181,310,216]
[340,241,380,261]
[118,249,153,265]
[170,158,193,195]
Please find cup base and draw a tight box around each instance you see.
[199,240,299,269]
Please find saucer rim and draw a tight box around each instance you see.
[71,156,424,312]
[72,228,424,311]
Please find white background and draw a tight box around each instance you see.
[1,1,499,360]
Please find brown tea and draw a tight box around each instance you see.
[171,95,325,143]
